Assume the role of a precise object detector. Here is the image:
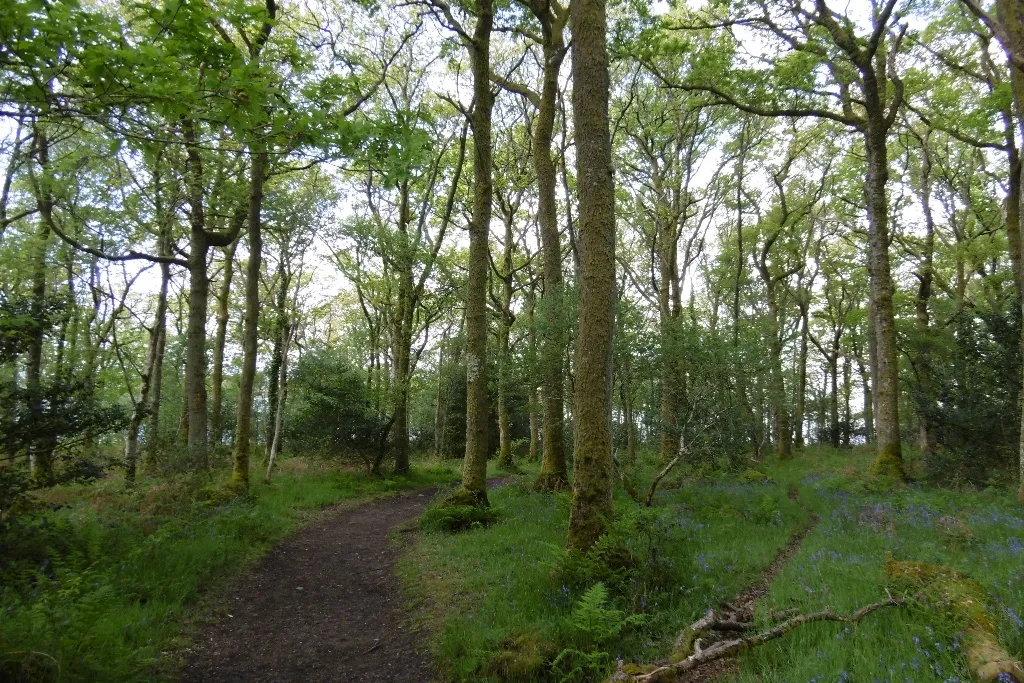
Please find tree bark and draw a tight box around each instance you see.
[995,0,1024,502]
[27,127,54,484]
[454,0,494,506]
[126,223,173,484]
[265,259,288,456]
[914,132,936,457]
[794,304,809,448]
[210,241,238,446]
[265,323,292,481]
[230,149,267,490]
[863,102,905,479]
[496,211,516,470]
[566,0,616,551]
[530,2,570,491]
[183,123,212,468]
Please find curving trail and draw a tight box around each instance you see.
[180,487,441,683]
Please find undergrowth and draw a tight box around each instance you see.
[400,447,1024,682]
[0,457,458,682]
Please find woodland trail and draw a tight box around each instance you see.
[179,481,484,683]
[677,488,819,683]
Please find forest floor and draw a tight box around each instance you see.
[0,457,464,682]
[177,476,509,683]
[179,485,441,683]
[3,450,1022,683]
[403,447,1024,683]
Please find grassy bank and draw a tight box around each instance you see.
[400,449,1024,682]
[0,457,459,682]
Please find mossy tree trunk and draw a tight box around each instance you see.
[230,147,267,491]
[566,0,616,551]
[451,0,494,506]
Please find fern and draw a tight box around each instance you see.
[553,582,648,682]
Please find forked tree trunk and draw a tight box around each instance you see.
[126,233,173,484]
[265,260,288,455]
[265,323,292,482]
[566,0,616,551]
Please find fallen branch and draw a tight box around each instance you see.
[610,598,907,682]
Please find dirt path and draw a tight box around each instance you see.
[677,488,818,683]
[179,485,446,683]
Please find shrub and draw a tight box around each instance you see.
[420,503,499,532]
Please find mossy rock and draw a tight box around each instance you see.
[441,485,488,507]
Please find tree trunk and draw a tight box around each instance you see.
[265,323,292,481]
[126,233,173,484]
[854,336,874,444]
[566,0,616,551]
[915,134,936,458]
[620,355,637,464]
[996,0,1024,502]
[842,352,852,448]
[265,259,288,456]
[532,9,570,491]
[210,241,238,446]
[27,128,53,484]
[230,149,267,490]
[794,305,809,448]
[454,0,494,507]
[184,127,211,469]
[497,214,515,470]
[145,180,173,471]
[829,349,840,449]
[527,291,540,462]
[862,107,905,479]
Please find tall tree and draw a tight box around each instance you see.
[566,0,617,550]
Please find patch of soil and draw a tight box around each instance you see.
[179,487,441,683]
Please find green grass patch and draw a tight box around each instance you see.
[0,457,459,683]
[400,471,808,681]
[733,449,1024,683]
[400,447,1024,682]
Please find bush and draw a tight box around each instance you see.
[286,349,386,467]
[420,503,500,532]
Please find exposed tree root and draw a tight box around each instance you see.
[608,598,908,683]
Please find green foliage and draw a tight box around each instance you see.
[286,348,385,464]
[420,502,499,533]
[551,583,647,683]
[919,308,1021,486]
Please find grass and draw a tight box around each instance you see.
[0,455,460,683]
[399,455,809,682]
[400,447,1024,682]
